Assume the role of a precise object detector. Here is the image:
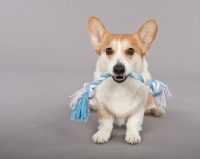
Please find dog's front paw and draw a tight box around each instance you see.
[92,130,110,144]
[125,132,141,145]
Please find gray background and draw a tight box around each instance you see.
[0,1,200,159]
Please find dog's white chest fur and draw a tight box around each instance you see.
[96,77,149,118]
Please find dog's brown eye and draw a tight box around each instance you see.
[106,48,113,55]
[127,48,134,55]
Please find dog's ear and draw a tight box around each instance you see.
[87,16,109,47]
[135,19,158,54]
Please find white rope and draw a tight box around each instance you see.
[155,82,172,107]
[69,88,85,110]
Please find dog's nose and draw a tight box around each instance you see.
[113,64,125,75]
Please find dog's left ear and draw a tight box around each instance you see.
[135,19,158,54]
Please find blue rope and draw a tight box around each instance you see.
[70,73,111,122]
[70,72,171,122]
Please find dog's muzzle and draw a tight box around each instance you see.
[112,64,127,83]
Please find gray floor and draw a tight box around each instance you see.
[1,1,200,159]
[1,68,200,159]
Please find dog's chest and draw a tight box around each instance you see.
[96,77,149,117]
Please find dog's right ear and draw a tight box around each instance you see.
[87,16,109,49]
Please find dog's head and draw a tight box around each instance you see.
[87,16,157,83]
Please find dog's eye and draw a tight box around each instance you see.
[106,48,113,55]
[127,48,134,55]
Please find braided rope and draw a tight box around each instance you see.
[128,73,162,97]
[69,73,111,110]
[69,72,172,122]
[128,73,172,107]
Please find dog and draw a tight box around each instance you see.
[87,16,165,144]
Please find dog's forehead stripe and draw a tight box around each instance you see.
[117,35,122,53]
[110,35,128,64]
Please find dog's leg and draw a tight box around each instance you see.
[92,106,114,144]
[146,92,165,117]
[125,107,145,144]
[89,76,98,110]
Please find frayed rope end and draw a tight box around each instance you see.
[69,88,85,110]
[69,84,91,122]
[154,81,172,107]
[70,92,90,122]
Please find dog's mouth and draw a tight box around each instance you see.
[112,76,128,83]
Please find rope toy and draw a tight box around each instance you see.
[69,72,172,122]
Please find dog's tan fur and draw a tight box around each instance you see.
[88,16,165,144]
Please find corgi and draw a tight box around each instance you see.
[87,16,165,144]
